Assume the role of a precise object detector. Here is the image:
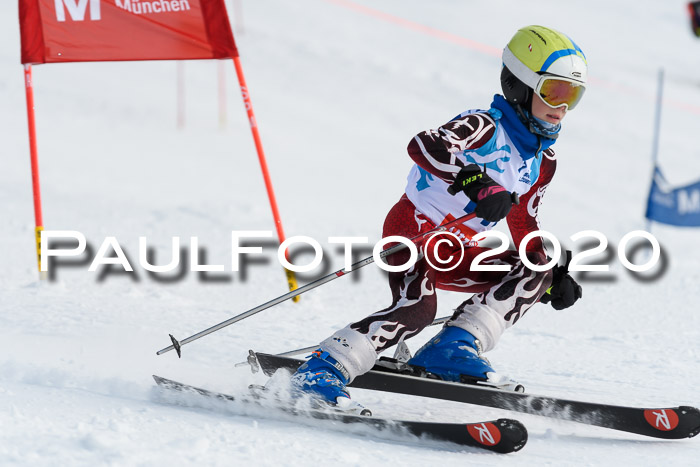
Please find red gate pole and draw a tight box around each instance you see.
[23,64,45,277]
[231,57,299,300]
[176,61,185,130]
[218,61,227,130]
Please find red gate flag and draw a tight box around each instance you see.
[19,0,238,64]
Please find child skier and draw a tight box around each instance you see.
[291,25,585,407]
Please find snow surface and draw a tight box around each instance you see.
[2,0,700,465]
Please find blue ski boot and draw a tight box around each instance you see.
[290,350,371,414]
[408,326,524,391]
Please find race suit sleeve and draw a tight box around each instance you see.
[506,149,557,255]
[406,112,496,183]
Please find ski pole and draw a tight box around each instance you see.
[156,211,480,358]
[232,315,451,367]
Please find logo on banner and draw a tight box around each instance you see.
[678,188,700,214]
[646,167,700,227]
[643,409,679,431]
[116,0,192,15]
[54,0,101,22]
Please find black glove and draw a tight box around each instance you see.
[541,260,583,310]
[448,165,513,222]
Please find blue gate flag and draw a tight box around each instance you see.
[646,167,700,226]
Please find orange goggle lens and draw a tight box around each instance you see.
[537,78,586,110]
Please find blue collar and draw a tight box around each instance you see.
[489,94,556,160]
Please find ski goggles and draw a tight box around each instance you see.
[535,76,586,110]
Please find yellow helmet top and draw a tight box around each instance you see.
[503,25,587,91]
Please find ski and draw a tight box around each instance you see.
[253,352,700,440]
[152,375,527,453]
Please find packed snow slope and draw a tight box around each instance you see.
[2,0,700,465]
